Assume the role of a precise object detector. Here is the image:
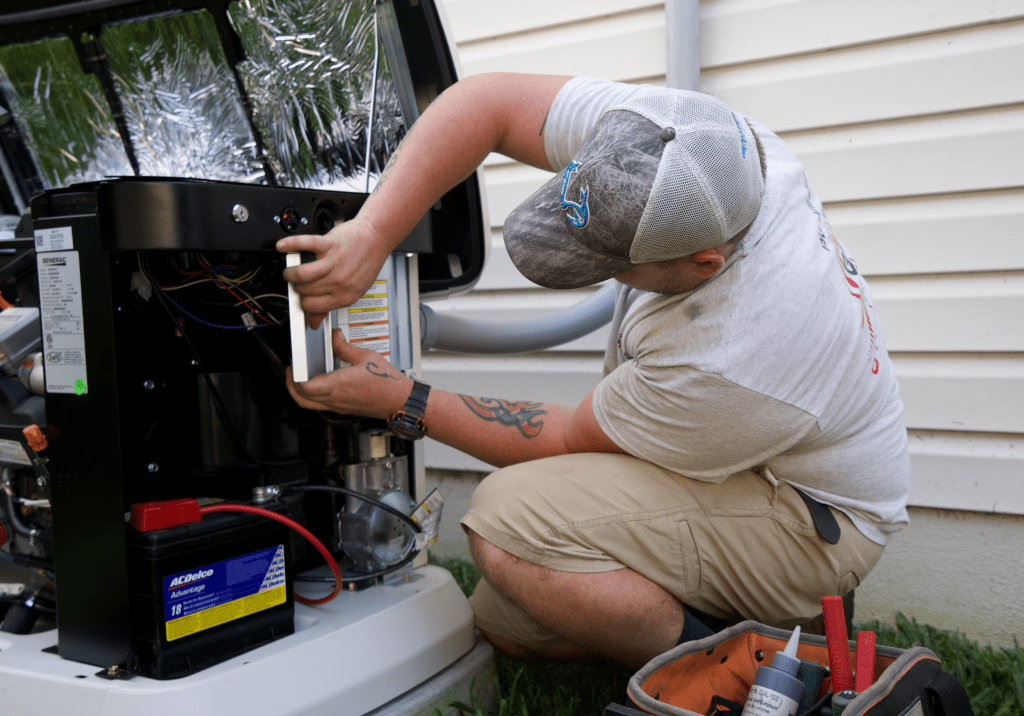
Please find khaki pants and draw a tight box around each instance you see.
[461,452,883,651]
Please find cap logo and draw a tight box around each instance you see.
[731,113,748,159]
[559,161,589,228]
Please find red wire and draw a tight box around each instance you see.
[212,278,272,324]
[198,503,343,606]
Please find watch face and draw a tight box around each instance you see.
[389,415,424,440]
[390,422,420,440]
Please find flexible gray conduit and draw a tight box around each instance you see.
[420,283,615,354]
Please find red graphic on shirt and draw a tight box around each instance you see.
[830,234,880,374]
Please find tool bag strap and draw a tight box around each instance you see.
[923,671,974,716]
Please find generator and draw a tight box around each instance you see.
[0,0,492,713]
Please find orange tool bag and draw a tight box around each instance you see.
[608,621,974,716]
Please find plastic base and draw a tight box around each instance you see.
[0,566,476,716]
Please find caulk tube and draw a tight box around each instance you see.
[741,626,804,716]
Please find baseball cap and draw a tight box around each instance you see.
[503,86,764,289]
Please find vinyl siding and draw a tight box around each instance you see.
[424,0,1024,518]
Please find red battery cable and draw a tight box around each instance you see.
[198,503,343,606]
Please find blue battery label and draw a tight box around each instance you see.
[163,545,286,642]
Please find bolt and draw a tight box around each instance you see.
[36,476,47,487]
[142,380,155,390]
[147,463,159,473]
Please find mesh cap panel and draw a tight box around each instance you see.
[626,89,763,262]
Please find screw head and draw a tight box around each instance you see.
[147,463,159,473]
[142,380,155,390]
[231,204,249,222]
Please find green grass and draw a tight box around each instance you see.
[432,557,1024,716]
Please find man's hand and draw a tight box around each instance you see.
[286,328,411,418]
[277,218,391,328]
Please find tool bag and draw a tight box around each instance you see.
[610,621,974,716]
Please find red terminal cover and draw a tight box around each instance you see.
[23,425,48,454]
[130,498,202,532]
[855,630,877,692]
[822,595,855,692]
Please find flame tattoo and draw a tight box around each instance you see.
[459,396,546,438]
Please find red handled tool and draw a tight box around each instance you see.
[822,595,855,693]
[856,630,877,692]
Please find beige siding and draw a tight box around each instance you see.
[424,1,1024,522]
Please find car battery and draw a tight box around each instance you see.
[125,502,295,680]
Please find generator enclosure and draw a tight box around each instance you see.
[0,0,488,694]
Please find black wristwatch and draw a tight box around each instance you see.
[387,380,430,440]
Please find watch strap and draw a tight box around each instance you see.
[387,380,431,439]
[401,380,431,421]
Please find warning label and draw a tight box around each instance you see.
[339,279,391,359]
[164,545,286,642]
[37,251,87,394]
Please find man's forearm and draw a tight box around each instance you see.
[355,72,568,254]
[423,389,576,468]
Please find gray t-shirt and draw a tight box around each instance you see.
[544,78,911,545]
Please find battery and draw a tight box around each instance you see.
[125,503,295,679]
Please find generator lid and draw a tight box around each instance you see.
[0,0,486,298]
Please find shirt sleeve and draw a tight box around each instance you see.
[592,361,820,482]
[543,77,648,171]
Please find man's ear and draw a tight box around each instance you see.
[690,245,729,278]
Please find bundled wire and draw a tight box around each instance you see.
[139,254,288,330]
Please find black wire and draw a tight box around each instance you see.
[295,548,420,586]
[246,326,287,379]
[282,484,422,533]
[2,489,37,538]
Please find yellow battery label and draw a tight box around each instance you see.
[166,585,286,641]
[163,544,286,642]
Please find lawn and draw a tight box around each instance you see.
[433,557,1024,716]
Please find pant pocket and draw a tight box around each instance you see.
[676,517,703,594]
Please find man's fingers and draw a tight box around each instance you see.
[307,311,327,330]
[331,328,357,357]
[301,293,344,317]
[276,232,329,255]
[282,255,335,285]
[285,367,326,410]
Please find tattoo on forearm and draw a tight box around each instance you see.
[365,362,400,380]
[372,122,414,196]
[459,396,546,438]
